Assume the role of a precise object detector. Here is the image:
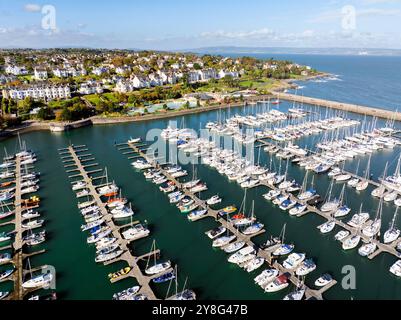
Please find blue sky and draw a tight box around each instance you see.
[0,0,400,49]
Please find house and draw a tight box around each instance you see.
[92,67,109,76]
[79,82,104,95]
[131,75,150,89]
[116,81,134,93]
[53,68,69,78]
[5,65,28,76]
[218,70,239,79]
[34,68,48,80]
[198,68,217,81]
[187,71,200,84]
[115,65,131,75]
[2,84,71,100]
[148,74,164,87]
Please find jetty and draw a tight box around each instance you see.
[118,140,338,300]
[275,92,401,121]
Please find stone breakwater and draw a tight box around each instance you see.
[275,92,401,121]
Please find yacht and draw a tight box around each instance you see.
[132,160,152,170]
[153,271,176,284]
[112,286,141,300]
[170,289,196,301]
[245,257,265,273]
[223,241,245,253]
[212,235,236,248]
[72,181,86,191]
[263,189,280,201]
[207,226,227,240]
[265,273,290,293]
[384,207,400,244]
[95,249,124,263]
[283,287,306,301]
[289,203,307,216]
[348,210,370,228]
[334,230,350,241]
[97,184,118,196]
[128,137,141,144]
[298,189,317,201]
[0,268,14,280]
[334,205,351,218]
[314,274,333,287]
[390,260,401,277]
[318,220,336,234]
[279,199,297,211]
[228,246,255,264]
[0,252,11,264]
[22,219,44,230]
[384,191,398,202]
[254,269,279,286]
[122,224,150,241]
[371,185,386,198]
[0,291,9,300]
[96,237,117,251]
[187,209,208,221]
[348,178,360,187]
[22,273,53,289]
[112,206,134,219]
[358,242,377,257]
[282,253,306,270]
[342,235,361,250]
[81,219,104,232]
[241,222,264,235]
[273,244,295,256]
[296,259,317,276]
[145,261,172,275]
[206,195,222,206]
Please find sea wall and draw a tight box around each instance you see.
[276,92,401,121]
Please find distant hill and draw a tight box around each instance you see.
[182,46,401,56]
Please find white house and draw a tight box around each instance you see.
[92,67,109,76]
[115,66,131,75]
[53,68,69,78]
[2,84,71,101]
[5,65,28,76]
[218,70,239,79]
[79,82,104,95]
[198,69,217,81]
[34,68,48,80]
[187,71,200,84]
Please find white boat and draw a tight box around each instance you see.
[22,219,44,229]
[128,137,141,144]
[206,195,222,206]
[112,206,134,219]
[95,249,124,263]
[314,274,333,287]
[342,235,361,250]
[223,241,245,253]
[384,207,400,244]
[348,178,360,187]
[254,269,279,286]
[212,235,236,248]
[228,246,255,264]
[265,274,290,293]
[132,160,152,170]
[241,222,264,235]
[22,273,53,289]
[95,237,117,250]
[358,242,377,257]
[122,224,150,241]
[245,257,265,273]
[384,191,398,202]
[318,220,336,234]
[282,253,306,270]
[334,230,350,241]
[273,244,294,256]
[283,287,306,300]
[81,219,104,232]
[187,209,208,221]
[289,204,307,216]
[347,208,370,228]
[0,291,9,300]
[390,260,401,277]
[72,181,87,191]
[207,226,226,240]
[113,286,141,300]
[97,184,118,196]
[263,189,281,201]
[145,261,171,275]
[295,259,316,276]
[334,205,351,218]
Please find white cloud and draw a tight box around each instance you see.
[24,3,41,12]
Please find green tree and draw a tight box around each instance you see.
[36,107,55,120]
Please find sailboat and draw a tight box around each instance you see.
[356,155,371,191]
[334,185,351,218]
[144,241,171,275]
[372,163,388,198]
[321,180,340,212]
[383,207,400,244]
[362,198,383,238]
[167,269,196,300]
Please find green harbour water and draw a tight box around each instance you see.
[1,98,401,300]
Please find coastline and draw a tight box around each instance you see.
[0,72,329,140]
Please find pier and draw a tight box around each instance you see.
[275,92,401,121]
[59,145,178,300]
[118,140,338,300]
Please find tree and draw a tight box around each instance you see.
[36,107,55,120]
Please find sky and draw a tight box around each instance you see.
[0,0,400,50]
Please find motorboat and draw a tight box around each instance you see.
[223,241,246,253]
[207,226,226,240]
[334,205,351,218]
[289,203,307,216]
[254,269,279,286]
[212,235,236,248]
[170,289,196,301]
[187,209,208,221]
[72,181,86,191]
[228,246,255,264]
[245,257,265,273]
[297,189,317,201]
[108,267,132,283]
[112,286,141,300]
[153,271,176,284]
[273,244,294,256]
[22,273,53,289]
[318,220,336,234]
[334,230,350,241]
[321,200,340,213]
[0,291,9,300]
[279,199,297,211]
[22,219,44,230]
[206,195,222,206]
[241,222,264,235]
[112,206,134,219]
[96,237,117,251]
[145,261,171,275]
[295,259,316,276]
[283,287,306,300]
[263,189,280,201]
[347,212,370,228]
[81,219,104,232]
[282,253,306,270]
[390,260,401,277]
[347,178,360,187]
[0,252,11,264]
[358,242,377,257]
[97,184,118,196]
[384,191,398,202]
[122,224,150,241]
[314,274,333,287]
[265,273,290,293]
[95,249,124,263]
[342,235,361,250]
[0,268,14,280]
